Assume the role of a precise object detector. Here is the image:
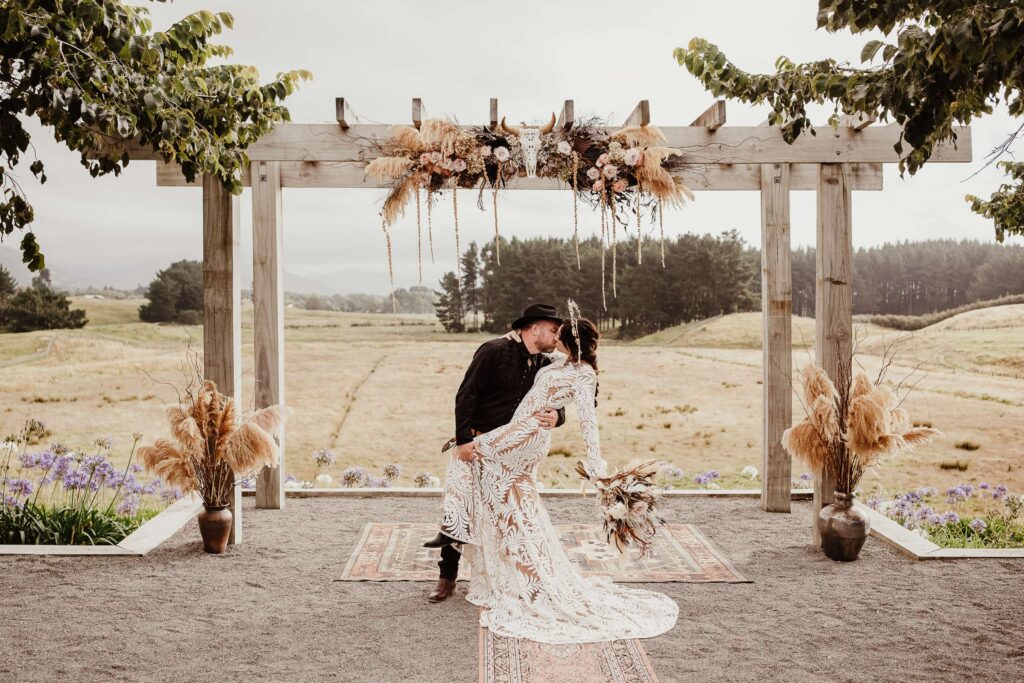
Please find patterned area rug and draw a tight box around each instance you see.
[337,522,749,583]
[479,626,659,683]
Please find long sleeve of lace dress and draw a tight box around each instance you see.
[475,380,561,458]
[574,367,608,480]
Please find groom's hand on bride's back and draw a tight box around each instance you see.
[457,442,477,462]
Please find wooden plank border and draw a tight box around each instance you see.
[0,493,202,556]
[859,505,1024,560]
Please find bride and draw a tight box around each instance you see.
[438,313,678,644]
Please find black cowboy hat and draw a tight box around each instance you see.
[512,303,563,330]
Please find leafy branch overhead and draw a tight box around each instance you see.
[0,0,312,270]
[674,1,1024,241]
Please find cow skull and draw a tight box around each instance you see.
[500,113,556,178]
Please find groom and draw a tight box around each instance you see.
[423,303,566,603]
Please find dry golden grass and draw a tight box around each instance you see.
[0,298,1021,496]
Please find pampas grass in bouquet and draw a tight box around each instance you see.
[138,379,290,508]
[576,460,666,559]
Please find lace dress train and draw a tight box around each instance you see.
[439,354,678,644]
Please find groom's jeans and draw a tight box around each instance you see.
[438,543,461,580]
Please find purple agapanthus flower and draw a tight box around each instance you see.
[94,436,113,451]
[7,478,33,497]
[116,494,140,516]
[312,448,337,468]
[940,511,960,525]
[694,470,720,485]
[993,484,1008,500]
[341,466,367,488]
[382,463,401,481]
[978,482,990,490]
[969,518,987,533]
[799,472,812,481]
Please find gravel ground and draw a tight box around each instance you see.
[2,496,1022,682]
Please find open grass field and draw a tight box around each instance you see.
[1,297,1022,498]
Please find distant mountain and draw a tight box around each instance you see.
[0,245,108,291]
[1,245,345,296]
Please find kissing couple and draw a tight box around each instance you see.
[422,302,678,644]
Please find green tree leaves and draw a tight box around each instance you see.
[0,1,312,269]
[675,1,1024,241]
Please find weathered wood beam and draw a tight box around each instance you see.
[622,100,650,128]
[202,174,243,543]
[335,97,350,130]
[813,162,853,546]
[759,162,793,513]
[412,97,423,130]
[489,98,498,130]
[114,122,973,165]
[251,161,285,511]
[844,113,877,130]
[157,160,884,191]
[690,100,726,130]
[557,100,574,131]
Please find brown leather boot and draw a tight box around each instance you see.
[427,578,457,603]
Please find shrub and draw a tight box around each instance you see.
[139,260,202,324]
[5,284,87,332]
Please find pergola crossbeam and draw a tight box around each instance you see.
[622,100,650,128]
[689,100,726,130]
[557,100,574,131]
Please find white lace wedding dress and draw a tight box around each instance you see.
[439,352,678,644]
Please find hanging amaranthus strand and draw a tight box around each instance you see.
[658,201,666,268]
[635,184,643,266]
[492,161,502,266]
[572,152,581,269]
[452,186,462,285]
[607,193,618,298]
[427,192,435,263]
[415,183,423,285]
[600,201,608,312]
[381,217,397,316]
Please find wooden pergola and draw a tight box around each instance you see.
[125,97,972,546]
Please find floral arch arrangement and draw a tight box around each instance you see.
[362,116,695,309]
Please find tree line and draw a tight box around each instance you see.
[436,237,1024,338]
[0,267,87,332]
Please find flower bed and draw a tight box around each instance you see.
[864,484,1024,549]
[1,430,179,545]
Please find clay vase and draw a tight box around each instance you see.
[197,505,232,554]
[817,491,870,562]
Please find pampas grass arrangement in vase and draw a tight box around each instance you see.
[138,379,289,553]
[782,363,941,561]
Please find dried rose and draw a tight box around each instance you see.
[557,140,573,155]
[612,178,628,193]
[592,180,605,193]
[602,164,618,179]
[419,152,431,166]
[596,153,610,168]
[480,145,492,157]
[586,167,601,181]
[453,159,467,172]
[624,148,642,166]
[429,151,442,164]
[493,146,510,162]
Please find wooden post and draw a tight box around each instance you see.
[252,161,286,510]
[760,163,792,512]
[814,163,854,543]
[202,174,243,544]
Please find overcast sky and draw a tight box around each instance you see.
[13,0,1024,293]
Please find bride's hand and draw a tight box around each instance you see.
[534,409,558,429]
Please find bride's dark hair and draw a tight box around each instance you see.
[559,318,600,404]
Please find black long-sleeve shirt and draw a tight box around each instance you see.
[455,333,565,445]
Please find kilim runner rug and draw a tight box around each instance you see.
[337,522,749,583]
